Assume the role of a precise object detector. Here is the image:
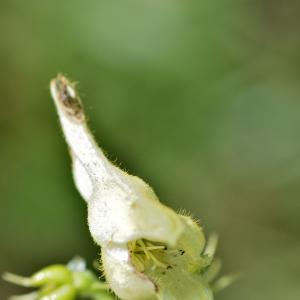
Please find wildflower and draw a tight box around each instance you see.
[4,75,235,300]
[48,74,235,300]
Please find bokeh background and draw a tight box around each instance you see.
[1,0,300,299]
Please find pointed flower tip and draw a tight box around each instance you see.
[50,74,85,122]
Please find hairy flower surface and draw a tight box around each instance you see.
[49,75,229,300]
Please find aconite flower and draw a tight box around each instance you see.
[49,75,235,300]
[3,75,235,300]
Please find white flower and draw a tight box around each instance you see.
[50,75,232,300]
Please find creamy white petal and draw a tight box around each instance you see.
[50,75,222,300]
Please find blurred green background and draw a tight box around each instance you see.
[0,0,300,299]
